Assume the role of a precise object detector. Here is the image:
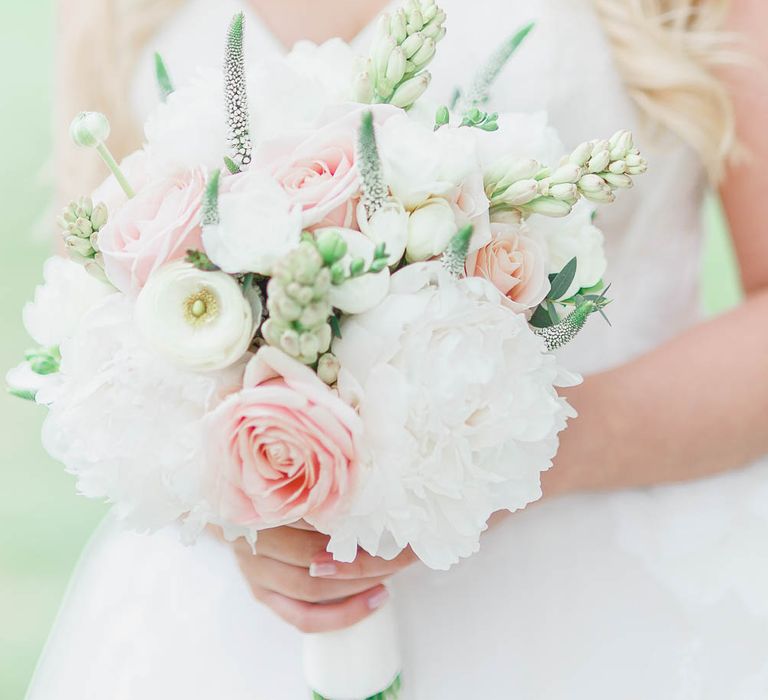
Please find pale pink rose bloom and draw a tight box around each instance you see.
[98,168,206,295]
[91,150,151,217]
[466,222,550,312]
[451,169,492,252]
[204,347,361,529]
[261,104,399,229]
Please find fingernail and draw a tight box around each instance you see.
[309,562,338,578]
[367,588,390,611]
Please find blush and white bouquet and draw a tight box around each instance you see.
[8,3,646,698]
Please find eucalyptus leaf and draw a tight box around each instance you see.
[547,257,577,301]
[154,52,174,101]
[529,304,553,329]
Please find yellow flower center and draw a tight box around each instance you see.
[183,287,218,327]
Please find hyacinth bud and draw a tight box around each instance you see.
[390,72,431,108]
[353,69,375,103]
[65,235,94,257]
[548,163,582,185]
[587,149,611,174]
[522,196,573,217]
[385,46,407,87]
[568,141,594,167]
[577,174,607,194]
[410,37,436,70]
[70,111,111,148]
[75,218,93,238]
[548,183,579,203]
[608,160,627,175]
[390,9,407,43]
[317,353,341,386]
[602,172,633,189]
[486,158,542,195]
[499,179,539,206]
[610,130,634,159]
[400,32,424,58]
[91,202,108,230]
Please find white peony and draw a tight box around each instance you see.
[135,262,256,372]
[203,170,302,276]
[529,199,607,297]
[144,69,232,177]
[326,228,391,315]
[357,198,409,266]
[327,263,578,569]
[41,295,245,531]
[23,256,115,347]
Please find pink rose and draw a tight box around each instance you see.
[466,222,550,312]
[205,347,361,528]
[98,168,206,295]
[261,104,399,229]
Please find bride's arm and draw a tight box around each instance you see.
[543,0,768,497]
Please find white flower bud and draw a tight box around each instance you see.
[524,197,573,217]
[280,328,301,357]
[410,37,436,68]
[353,69,375,103]
[386,46,407,86]
[317,353,341,386]
[587,150,611,174]
[609,130,634,159]
[90,203,108,230]
[70,112,111,148]
[602,172,633,189]
[569,141,594,167]
[549,183,579,203]
[407,8,424,32]
[608,160,627,175]
[357,198,409,264]
[548,163,583,185]
[65,235,93,257]
[577,174,607,193]
[400,32,424,58]
[406,197,457,262]
[299,332,321,362]
[486,158,542,193]
[389,72,431,108]
[390,10,407,43]
[500,179,539,206]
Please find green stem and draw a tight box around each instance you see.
[95,142,135,198]
[312,675,402,700]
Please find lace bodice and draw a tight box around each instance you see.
[132,0,708,376]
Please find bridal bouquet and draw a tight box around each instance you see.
[9,2,646,698]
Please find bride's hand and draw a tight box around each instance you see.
[232,523,416,633]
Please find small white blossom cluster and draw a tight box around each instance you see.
[9,2,645,570]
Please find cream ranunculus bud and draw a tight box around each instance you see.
[317,353,341,386]
[135,261,255,372]
[405,197,458,262]
[70,112,111,148]
[356,198,409,264]
[326,228,391,314]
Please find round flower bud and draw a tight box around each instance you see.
[315,229,349,266]
[70,112,111,148]
[405,197,457,263]
[317,353,341,386]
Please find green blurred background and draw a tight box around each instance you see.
[0,2,743,699]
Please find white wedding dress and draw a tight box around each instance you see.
[26,0,768,698]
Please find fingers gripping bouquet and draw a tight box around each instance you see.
[9,3,647,698]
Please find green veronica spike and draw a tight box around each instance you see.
[461,22,535,110]
[201,169,221,226]
[534,291,611,352]
[224,13,252,168]
[357,111,387,218]
[441,224,474,278]
[154,52,175,101]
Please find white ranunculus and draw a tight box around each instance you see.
[377,115,481,210]
[327,263,578,570]
[5,362,62,404]
[203,171,302,276]
[405,197,458,262]
[326,228,391,315]
[135,262,255,372]
[529,199,607,297]
[357,198,409,265]
[41,295,244,530]
[23,256,115,347]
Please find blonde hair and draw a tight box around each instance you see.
[55,0,737,201]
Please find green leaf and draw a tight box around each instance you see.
[154,52,174,101]
[185,249,220,272]
[7,387,37,402]
[223,156,240,175]
[548,257,578,301]
[529,303,553,329]
[547,300,561,325]
[330,314,342,339]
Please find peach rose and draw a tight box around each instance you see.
[98,168,206,295]
[466,221,550,312]
[262,104,399,229]
[204,347,361,528]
